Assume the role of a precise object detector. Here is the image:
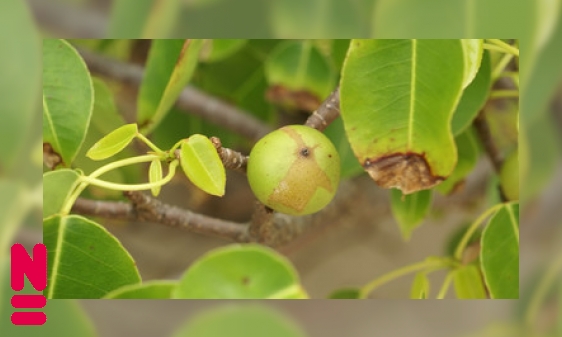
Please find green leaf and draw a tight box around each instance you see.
[200,39,247,62]
[172,244,307,299]
[43,169,81,218]
[0,181,26,257]
[43,39,94,167]
[340,39,465,194]
[480,203,519,299]
[108,0,181,38]
[86,124,138,160]
[323,118,364,179]
[171,305,308,337]
[103,281,177,299]
[180,134,226,196]
[461,39,483,88]
[1,258,97,337]
[44,215,141,298]
[410,272,430,299]
[328,288,361,299]
[390,189,432,240]
[138,39,203,133]
[453,264,487,299]
[0,0,40,172]
[149,159,163,197]
[436,128,479,195]
[265,40,336,105]
[452,51,492,136]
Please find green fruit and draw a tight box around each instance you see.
[247,125,340,215]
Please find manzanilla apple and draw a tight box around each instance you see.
[247,125,340,215]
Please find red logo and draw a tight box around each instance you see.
[11,243,47,325]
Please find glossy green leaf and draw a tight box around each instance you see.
[340,39,465,194]
[453,264,487,299]
[43,39,94,167]
[43,169,80,218]
[108,0,180,38]
[44,215,141,298]
[328,288,361,299]
[180,134,226,196]
[0,181,26,257]
[410,272,430,299]
[1,258,97,337]
[390,189,432,240]
[461,39,483,88]
[481,203,519,299]
[0,0,40,172]
[200,39,247,62]
[86,124,138,160]
[172,305,308,337]
[172,244,307,299]
[330,39,351,72]
[138,39,203,133]
[324,118,364,179]
[149,159,163,196]
[265,40,336,104]
[103,281,177,299]
[451,51,492,135]
[373,0,533,38]
[436,128,479,195]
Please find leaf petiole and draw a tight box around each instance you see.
[359,257,455,299]
[136,132,166,155]
[484,39,519,57]
[436,271,455,299]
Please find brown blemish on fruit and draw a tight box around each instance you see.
[363,152,444,194]
[267,127,333,212]
[43,143,63,169]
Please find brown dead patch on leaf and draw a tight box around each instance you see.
[43,143,63,169]
[363,153,444,194]
[266,85,321,112]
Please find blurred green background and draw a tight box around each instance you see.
[1,0,560,335]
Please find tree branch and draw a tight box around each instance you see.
[77,48,273,142]
[305,86,341,131]
[210,137,248,173]
[472,109,503,173]
[72,192,250,242]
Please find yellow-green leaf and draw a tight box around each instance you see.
[410,272,430,299]
[453,264,487,299]
[149,159,163,197]
[86,123,138,160]
[461,39,483,88]
[180,134,226,196]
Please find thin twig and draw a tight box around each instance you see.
[72,192,250,242]
[210,137,248,173]
[473,109,503,173]
[77,48,272,142]
[305,86,341,131]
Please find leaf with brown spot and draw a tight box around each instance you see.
[340,39,465,193]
